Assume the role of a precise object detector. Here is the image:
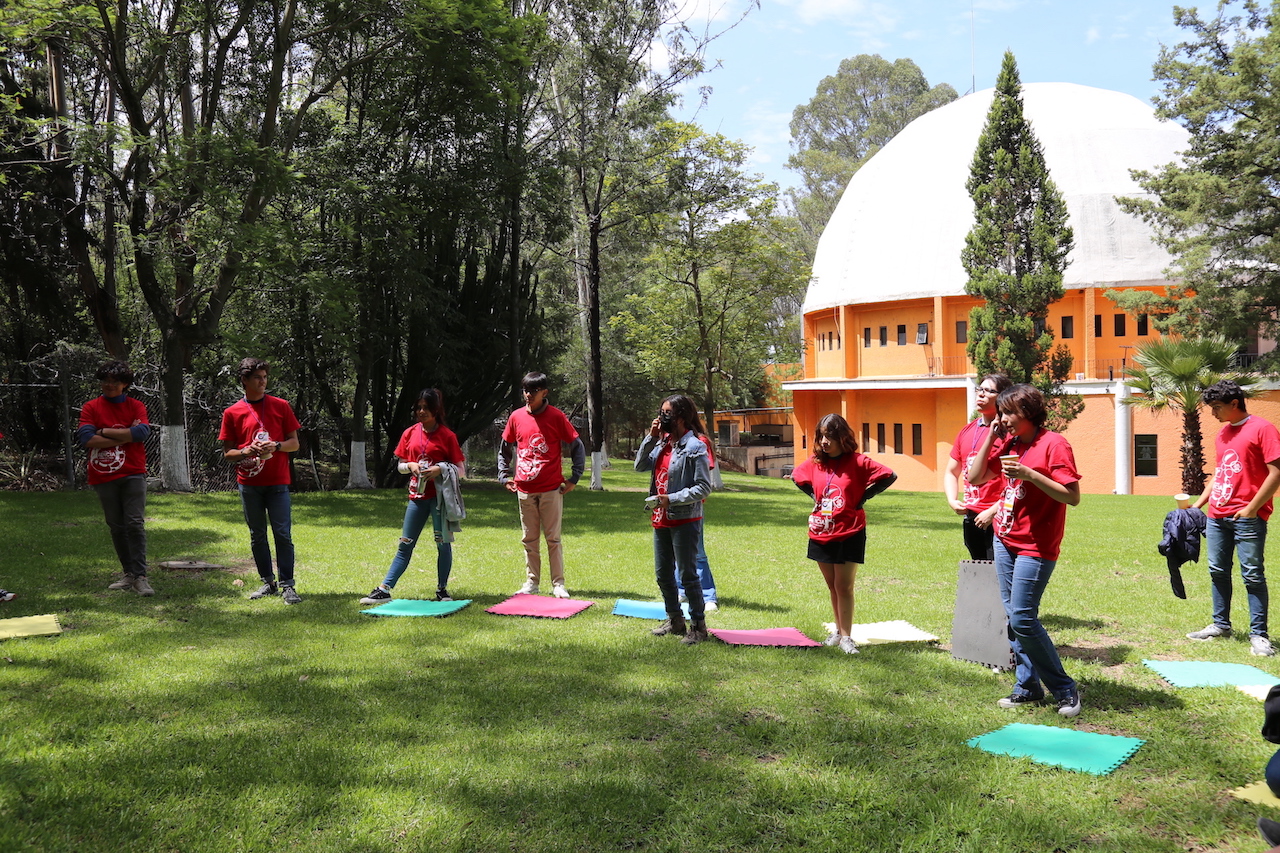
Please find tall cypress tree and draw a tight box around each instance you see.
[962,51,1081,427]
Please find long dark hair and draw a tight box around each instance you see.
[812,413,858,461]
[663,394,705,436]
[414,388,447,427]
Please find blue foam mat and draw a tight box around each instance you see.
[968,723,1144,775]
[612,599,691,620]
[1142,659,1280,688]
[361,599,471,617]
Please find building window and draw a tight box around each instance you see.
[879,326,887,347]
[893,423,903,454]
[1135,434,1158,477]
[916,323,929,344]
[1061,316,1074,339]
[912,423,923,456]
[1137,314,1149,336]
[863,327,871,348]
[897,325,907,346]
[1094,314,1103,338]
[862,423,870,453]
[876,423,885,454]
[956,320,968,344]
[1114,314,1126,337]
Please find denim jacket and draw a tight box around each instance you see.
[634,429,711,521]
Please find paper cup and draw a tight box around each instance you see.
[999,454,1019,479]
[1175,493,1192,509]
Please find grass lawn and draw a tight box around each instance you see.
[0,467,1276,852]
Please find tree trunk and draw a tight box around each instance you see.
[1182,407,1206,495]
[158,332,192,491]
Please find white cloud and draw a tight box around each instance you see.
[1085,25,1101,44]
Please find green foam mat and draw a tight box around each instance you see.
[361,599,471,617]
[967,723,1144,775]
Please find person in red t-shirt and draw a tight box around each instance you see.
[635,395,713,644]
[1187,380,1280,656]
[791,414,896,655]
[944,373,1012,560]
[78,361,154,595]
[498,372,585,598]
[969,384,1082,717]
[359,388,465,605]
[219,357,302,604]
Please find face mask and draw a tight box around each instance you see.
[658,410,674,431]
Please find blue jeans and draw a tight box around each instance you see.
[995,540,1076,700]
[382,497,452,590]
[1205,515,1269,637]
[239,484,294,585]
[676,521,717,601]
[655,520,705,622]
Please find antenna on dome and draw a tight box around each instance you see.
[970,2,976,95]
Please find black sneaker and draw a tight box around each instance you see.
[281,586,303,605]
[434,588,452,602]
[249,581,278,600]
[1259,816,1280,847]
[1056,690,1082,718]
[996,692,1045,709]
[360,587,391,605]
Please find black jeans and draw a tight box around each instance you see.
[963,509,995,561]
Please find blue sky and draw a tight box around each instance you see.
[671,0,1188,192]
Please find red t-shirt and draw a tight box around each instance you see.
[698,434,717,470]
[394,422,464,500]
[650,444,698,529]
[1208,415,1280,520]
[989,429,1079,560]
[792,452,896,543]
[219,396,301,486]
[502,404,579,493]
[950,417,1004,511]
[80,396,149,485]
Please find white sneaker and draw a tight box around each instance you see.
[823,631,841,647]
[1252,635,1276,657]
[1186,623,1231,641]
[552,583,570,599]
[838,636,859,655]
[703,600,718,612]
[516,581,539,595]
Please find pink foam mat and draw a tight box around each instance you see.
[709,627,821,647]
[485,593,594,619]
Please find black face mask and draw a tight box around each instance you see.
[658,410,674,431]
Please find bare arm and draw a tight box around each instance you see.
[966,424,1001,485]
[944,457,965,514]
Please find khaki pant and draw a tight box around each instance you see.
[518,488,564,586]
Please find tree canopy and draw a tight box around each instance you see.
[1118,0,1280,346]
[786,54,956,261]
[962,51,1080,429]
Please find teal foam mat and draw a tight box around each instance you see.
[967,723,1144,775]
[361,599,471,617]
[1142,659,1280,688]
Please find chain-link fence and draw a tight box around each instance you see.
[0,349,357,492]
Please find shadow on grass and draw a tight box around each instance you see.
[1042,614,1107,631]
[5,617,1060,851]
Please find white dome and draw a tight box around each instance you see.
[804,83,1190,312]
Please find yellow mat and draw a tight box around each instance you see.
[1230,781,1280,808]
[0,614,62,640]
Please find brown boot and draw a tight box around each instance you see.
[681,620,709,645]
[652,615,687,636]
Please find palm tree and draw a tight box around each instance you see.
[1122,335,1260,494]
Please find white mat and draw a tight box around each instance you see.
[824,619,939,645]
